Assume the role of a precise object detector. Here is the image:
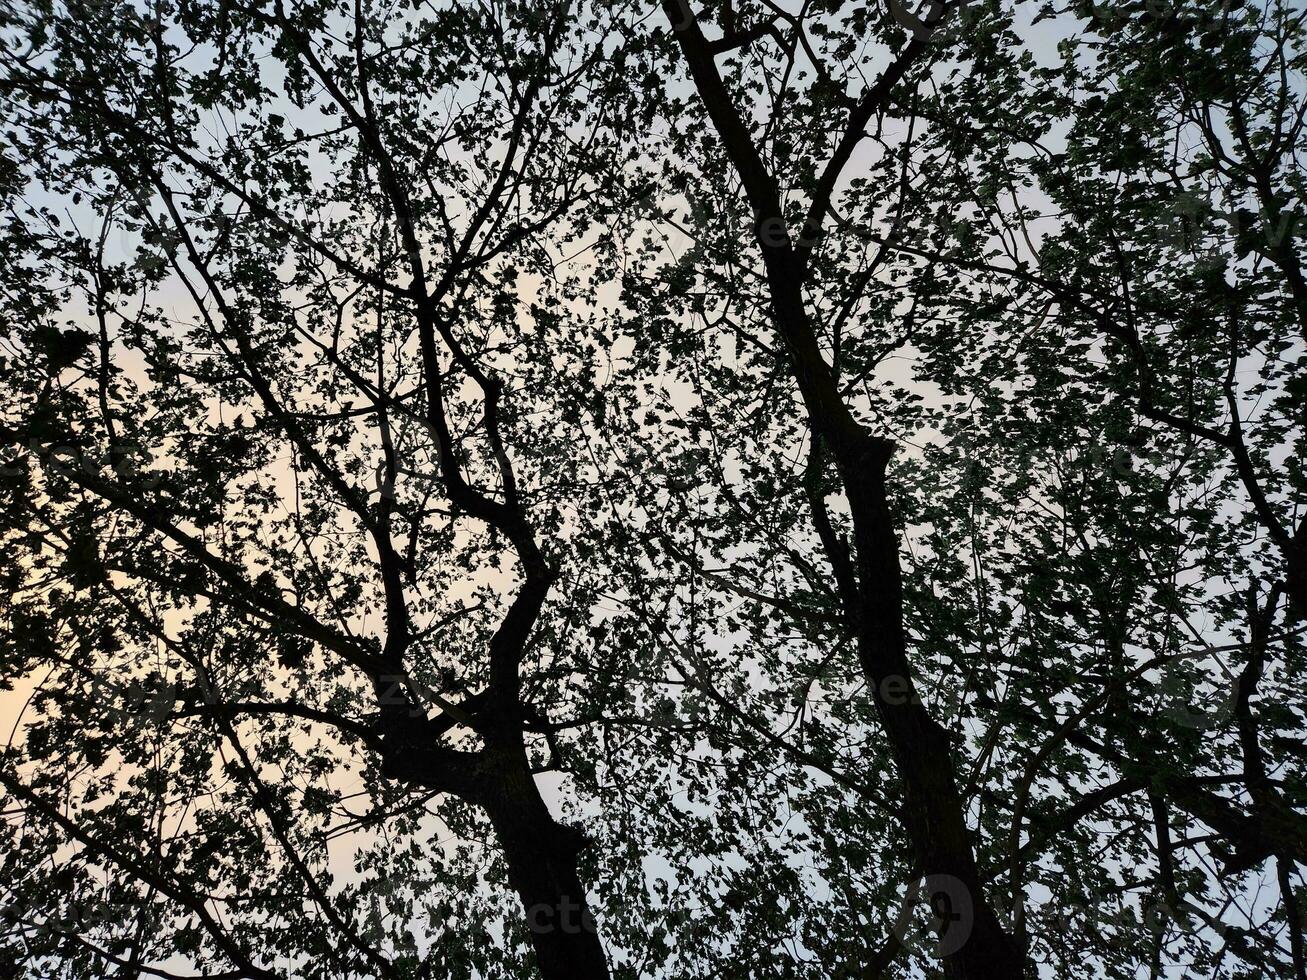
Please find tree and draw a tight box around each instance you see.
[0,0,649,975]
[647,1,1032,975]
[2,0,1304,977]
[625,0,1305,974]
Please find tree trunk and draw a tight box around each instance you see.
[655,5,1026,966]
[379,713,610,980]
[840,453,1026,979]
[767,270,1025,978]
[483,757,611,980]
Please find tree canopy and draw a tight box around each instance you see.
[0,0,1304,978]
